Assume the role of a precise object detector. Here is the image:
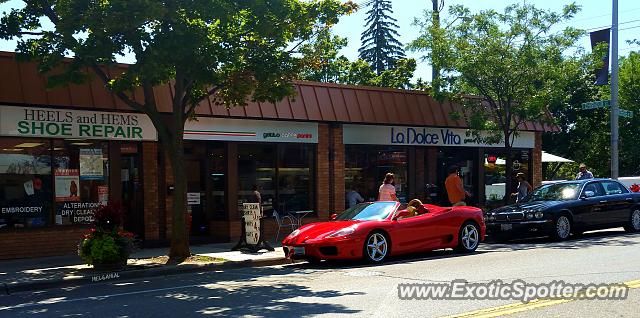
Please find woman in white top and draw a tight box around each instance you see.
[378,173,398,201]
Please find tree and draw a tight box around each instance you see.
[543,51,640,179]
[298,29,416,89]
[410,3,586,202]
[358,0,405,74]
[0,0,355,261]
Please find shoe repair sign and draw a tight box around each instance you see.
[243,203,262,245]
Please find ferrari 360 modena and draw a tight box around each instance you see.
[281,200,486,263]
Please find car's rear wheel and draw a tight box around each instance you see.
[552,215,572,241]
[455,222,480,253]
[624,209,640,233]
[363,231,389,263]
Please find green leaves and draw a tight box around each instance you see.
[410,2,586,147]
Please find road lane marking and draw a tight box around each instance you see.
[442,278,640,318]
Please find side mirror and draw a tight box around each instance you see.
[330,213,337,220]
[394,210,409,220]
[581,191,595,199]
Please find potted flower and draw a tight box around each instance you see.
[78,203,136,270]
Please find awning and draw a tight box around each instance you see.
[542,151,574,163]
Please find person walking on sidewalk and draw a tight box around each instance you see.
[512,172,532,203]
[378,173,398,202]
[445,166,471,206]
[575,163,594,180]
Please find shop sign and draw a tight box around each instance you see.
[243,203,262,245]
[184,117,318,143]
[55,202,102,225]
[0,106,157,141]
[187,192,201,205]
[343,124,535,148]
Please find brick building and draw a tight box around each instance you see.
[0,52,554,259]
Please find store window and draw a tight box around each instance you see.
[0,138,110,230]
[53,140,109,225]
[345,145,409,203]
[237,143,315,215]
[484,149,531,204]
[0,138,52,229]
[277,144,314,212]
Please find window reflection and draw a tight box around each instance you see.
[0,138,52,229]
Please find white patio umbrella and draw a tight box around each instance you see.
[541,151,574,163]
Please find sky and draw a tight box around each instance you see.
[332,0,640,80]
[0,0,638,82]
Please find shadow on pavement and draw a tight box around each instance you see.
[483,228,640,252]
[3,264,363,317]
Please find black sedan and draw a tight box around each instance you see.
[485,179,640,240]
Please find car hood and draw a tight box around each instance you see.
[282,220,361,244]
[490,201,562,213]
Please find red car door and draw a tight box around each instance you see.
[394,212,449,253]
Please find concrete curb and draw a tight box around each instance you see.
[4,257,294,294]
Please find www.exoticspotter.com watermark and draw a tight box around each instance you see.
[398,280,629,303]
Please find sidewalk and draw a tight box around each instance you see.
[0,243,290,294]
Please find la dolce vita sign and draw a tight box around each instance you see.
[343,124,535,148]
[0,106,157,141]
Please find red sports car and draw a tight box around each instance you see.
[282,200,486,263]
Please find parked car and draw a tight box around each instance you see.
[282,200,486,263]
[485,179,640,240]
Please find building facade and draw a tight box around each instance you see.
[0,52,554,259]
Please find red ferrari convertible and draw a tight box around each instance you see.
[282,200,486,263]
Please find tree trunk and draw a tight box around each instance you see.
[503,143,514,205]
[166,130,191,261]
[431,0,441,93]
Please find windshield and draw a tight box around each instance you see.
[335,202,397,221]
[525,183,582,202]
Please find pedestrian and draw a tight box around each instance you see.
[511,172,532,203]
[575,163,594,180]
[250,184,262,204]
[378,173,398,202]
[445,166,471,206]
[346,185,365,208]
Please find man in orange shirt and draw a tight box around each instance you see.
[445,166,472,206]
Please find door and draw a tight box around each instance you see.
[437,149,478,205]
[575,182,610,227]
[599,180,633,224]
[186,158,207,236]
[394,212,449,252]
[121,144,144,238]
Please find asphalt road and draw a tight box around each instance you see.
[2,228,640,318]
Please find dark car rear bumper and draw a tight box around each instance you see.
[486,220,554,236]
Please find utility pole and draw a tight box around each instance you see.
[611,0,619,179]
[431,0,444,92]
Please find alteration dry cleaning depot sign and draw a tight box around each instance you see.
[0,106,157,141]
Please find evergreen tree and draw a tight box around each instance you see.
[358,0,406,74]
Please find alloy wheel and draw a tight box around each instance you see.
[632,210,640,231]
[366,233,388,262]
[556,216,571,239]
[462,224,479,251]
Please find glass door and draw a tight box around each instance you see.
[121,143,143,238]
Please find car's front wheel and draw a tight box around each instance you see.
[363,231,389,263]
[552,215,572,241]
[455,222,480,253]
[624,209,640,233]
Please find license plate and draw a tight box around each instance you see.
[292,246,305,255]
[501,224,513,231]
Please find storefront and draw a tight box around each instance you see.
[0,52,554,259]
[343,124,536,206]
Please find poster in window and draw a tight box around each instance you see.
[79,148,104,180]
[98,186,109,205]
[55,169,80,202]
